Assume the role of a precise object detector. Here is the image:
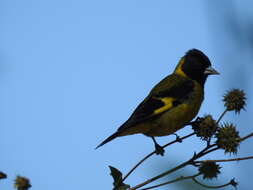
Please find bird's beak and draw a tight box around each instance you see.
[204,66,220,75]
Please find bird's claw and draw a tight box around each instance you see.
[155,144,165,156]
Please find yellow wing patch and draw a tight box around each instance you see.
[154,97,175,114]
[174,58,187,77]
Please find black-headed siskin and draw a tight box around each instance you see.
[96,49,219,154]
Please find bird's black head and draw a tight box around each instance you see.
[175,49,219,86]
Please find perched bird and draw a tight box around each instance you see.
[96,49,219,155]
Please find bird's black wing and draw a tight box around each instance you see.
[118,78,195,131]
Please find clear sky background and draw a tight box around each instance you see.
[1,1,253,190]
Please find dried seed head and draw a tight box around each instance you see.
[14,176,31,190]
[223,89,246,113]
[0,172,7,179]
[192,115,218,141]
[230,178,238,188]
[215,123,240,154]
[198,162,221,179]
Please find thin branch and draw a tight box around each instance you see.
[163,132,195,148]
[129,160,190,190]
[207,109,228,145]
[216,109,228,124]
[192,144,218,160]
[129,143,218,190]
[240,132,253,142]
[121,132,195,183]
[196,155,253,163]
[140,173,201,190]
[194,132,253,163]
[201,146,219,155]
[192,177,233,189]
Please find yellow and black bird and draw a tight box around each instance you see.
[96,49,219,155]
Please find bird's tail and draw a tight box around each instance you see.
[95,131,120,149]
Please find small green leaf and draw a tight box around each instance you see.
[108,166,130,190]
[109,165,123,186]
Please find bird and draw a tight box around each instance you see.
[96,49,219,155]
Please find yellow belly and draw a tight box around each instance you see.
[144,103,199,136]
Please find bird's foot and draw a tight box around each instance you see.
[154,144,165,156]
[151,137,165,156]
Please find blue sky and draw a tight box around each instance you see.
[1,1,253,190]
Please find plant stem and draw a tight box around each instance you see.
[196,155,253,163]
[122,132,195,183]
[129,160,190,190]
[192,177,233,189]
[140,173,201,190]
[216,109,228,124]
[202,146,219,155]
[240,132,253,142]
[130,143,218,190]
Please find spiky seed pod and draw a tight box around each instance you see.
[230,178,238,188]
[0,171,7,179]
[223,89,246,113]
[14,176,31,190]
[198,162,221,179]
[192,115,218,141]
[215,123,240,154]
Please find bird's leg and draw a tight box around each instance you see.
[151,137,165,156]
